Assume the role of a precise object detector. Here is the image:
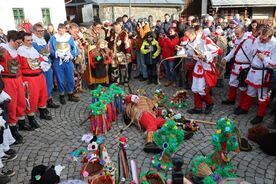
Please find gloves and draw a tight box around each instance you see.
[63,55,71,62]
[0,115,5,127]
[40,61,52,72]
[55,51,64,59]
[0,91,11,104]
[131,95,139,103]
[63,53,73,63]
[173,113,182,120]
[54,165,65,176]
[42,56,49,62]
[0,65,4,74]
[203,51,213,63]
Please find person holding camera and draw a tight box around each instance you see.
[158,27,179,87]
[141,32,161,85]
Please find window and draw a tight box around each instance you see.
[13,8,25,29]
[42,8,51,26]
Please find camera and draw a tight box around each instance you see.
[172,156,184,184]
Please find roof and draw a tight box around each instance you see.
[211,0,276,8]
[95,0,183,6]
[66,0,97,7]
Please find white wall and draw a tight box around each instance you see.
[0,0,66,33]
[82,4,94,23]
[201,0,208,16]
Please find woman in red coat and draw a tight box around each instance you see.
[158,27,179,86]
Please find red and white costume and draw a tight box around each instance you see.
[224,35,255,101]
[125,95,165,132]
[190,35,220,109]
[238,36,276,117]
[0,43,26,125]
[17,45,49,114]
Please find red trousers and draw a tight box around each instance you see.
[140,111,165,132]
[3,77,26,125]
[227,86,247,102]
[194,88,213,109]
[185,61,195,84]
[239,93,270,117]
[22,74,48,114]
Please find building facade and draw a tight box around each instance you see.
[0,0,66,32]
[66,0,184,24]
[209,0,276,20]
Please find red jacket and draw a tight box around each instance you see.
[158,35,179,62]
[20,23,33,33]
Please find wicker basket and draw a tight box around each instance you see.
[212,151,227,167]
[91,175,115,184]
[145,173,166,184]
[81,159,104,182]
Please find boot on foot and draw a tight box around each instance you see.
[39,108,52,120]
[27,116,40,129]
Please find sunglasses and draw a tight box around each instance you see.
[36,30,44,32]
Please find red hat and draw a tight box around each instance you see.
[125,95,132,103]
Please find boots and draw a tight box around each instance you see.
[268,122,276,129]
[188,93,203,114]
[153,75,158,85]
[9,125,23,144]
[68,93,79,102]
[204,104,214,114]
[60,95,66,105]
[222,86,237,105]
[39,108,52,120]
[250,116,263,125]
[143,131,162,153]
[18,119,34,131]
[234,107,248,115]
[216,79,224,88]
[221,99,235,105]
[0,173,10,184]
[134,73,142,79]
[47,98,60,108]
[187,108,203,114]
[27,116,40,129]
[147,75,153,84]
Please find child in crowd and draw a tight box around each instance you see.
[141,32,161,85]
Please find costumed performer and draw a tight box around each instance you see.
[124,94,165,153]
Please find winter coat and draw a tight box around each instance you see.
[158,35,179,62]
[140,39,161,65]
[136,24,151,50]
[161,21,171,35]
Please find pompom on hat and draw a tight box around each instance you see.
[231,18,240,25]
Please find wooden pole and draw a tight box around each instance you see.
[186,118,216,125]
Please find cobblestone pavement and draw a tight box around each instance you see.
[6,78,276,184]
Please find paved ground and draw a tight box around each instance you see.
[6,78,276,184]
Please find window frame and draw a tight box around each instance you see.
[41,8,51,26]
[13,8,25,29]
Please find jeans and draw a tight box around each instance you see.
[136,51,148,78]
[164,60,176,81]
